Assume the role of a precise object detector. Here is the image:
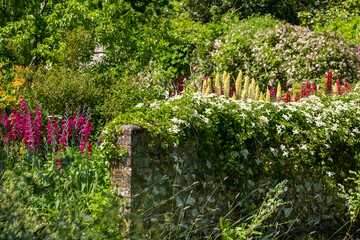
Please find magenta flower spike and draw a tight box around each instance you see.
[294,92,299,102]
[327,71,332,94]
[312,81,317,93]
[230,83,236,98]
[285,92,291,103]
[336,78,342,95]
[301,86,305,98]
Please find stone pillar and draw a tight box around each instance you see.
[110,125,145,199]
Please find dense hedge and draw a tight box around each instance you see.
[105,87,360,186]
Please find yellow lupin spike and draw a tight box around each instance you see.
[247,81,252,99]
[202,78,208,95]
[266,88,271,102]
[250,78,256,99]
[259,92,264,101]
[235,70,243,99]
[242,76,249,100]
[247,85,252,100]
[255,85,260,101]
[206,84,212,95]
[224,73,231,98]
[205,78,212,95]
[276,82,282,100]
[241,90,246,101]
[215,73,221,96]
[222,71,227,86]
[334,84,338,96]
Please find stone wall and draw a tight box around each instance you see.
[111,125,347,237]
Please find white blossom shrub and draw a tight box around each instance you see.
[209,19,360,90]
[106,85,360,185]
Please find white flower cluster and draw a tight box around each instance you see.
[131,87,360,167]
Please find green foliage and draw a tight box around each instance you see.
[317,16,360,45]
[220,181,288,239]
[299,0,360,30]
[0,146,126,239]
[339,170,360,233]
[22,67,102,116]
[299,0,360,44]
[108,88,360,185]
[181,0,334,24]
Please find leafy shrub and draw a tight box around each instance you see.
[207,18,360,89]
[107,87,360,183]
[181,0,333,24]
[103,86,360,237]
[23,67,103,117]
[299,0,360,44]
[317,16,360,45]
[0,147,125,239]
[299,0,360,30]
[101,72,166,117]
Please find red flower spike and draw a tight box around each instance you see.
[286,92,291,103]
[336,78,341,95]
[301,86,305,98]
[304,88,309,97]
[327,71,332,94]
[294,92,299,102]
[306,81,311,90]
[312,81,317,93]
[230,84,236,98]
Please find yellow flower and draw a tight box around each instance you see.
[202,78,208,95]
[259,92,264,101]
[266,88,271,102]
[235,70,242,99]
[6,96,15,102]
[12,77,25,87]
[334,84,338,96]
[255,85,260,101]
[241,76,249,100]
[215,73,221,96]
[223,73,230,98]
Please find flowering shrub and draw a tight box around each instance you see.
[108,86,360,182]
[209,20,360,89]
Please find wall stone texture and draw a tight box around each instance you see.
[111,125,349,237]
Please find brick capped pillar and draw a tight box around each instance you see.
[110,125,145,199]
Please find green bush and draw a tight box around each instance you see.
[299,0,360,30]
[181,0,334,24]
[107,87,360,184]
[23,66,102,115]
[102,86,360,237]
[0,147,126,239]
[317,16,360,45]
